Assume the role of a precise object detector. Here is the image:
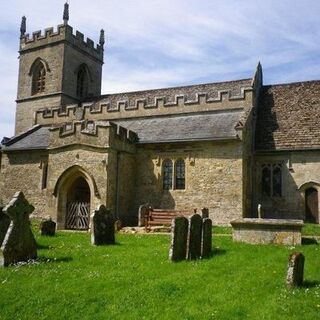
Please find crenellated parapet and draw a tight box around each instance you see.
[35,79,253,126]
[20,24,103,62]
[48,120,137,151]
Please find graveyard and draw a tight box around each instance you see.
[0,219,319,320]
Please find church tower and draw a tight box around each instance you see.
[15,3,104,134]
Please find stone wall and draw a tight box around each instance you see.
[133,140,243,225]
[254,151,320,220]
[0,151,48,215]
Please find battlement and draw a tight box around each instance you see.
[49,120,137,144]
[20,24,103,62]
[34,79,253,126]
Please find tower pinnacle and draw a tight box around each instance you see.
[63,2,69,25]
[20,16,26,37]
[99,29,105,48]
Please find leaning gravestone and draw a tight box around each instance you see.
[286,252,305,287]
[91,205,115,245]
[40,218,56,236]
[0,192,37,267]
[0,206,10,246]
[169,216,189,262]
[187,214,202,260]
[201,218,212,258]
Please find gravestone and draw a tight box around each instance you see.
[201,208,209,219]
[0,192,37,267]
[201,218,212,258]
[91,205,115,245]
[169,216,188,262]
[187,214,202,260]
[0,207,10,246]
[138,203,151,227]
[40,218,56,236]
[286,252,305,287]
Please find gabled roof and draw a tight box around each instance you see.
[255,80,320,151]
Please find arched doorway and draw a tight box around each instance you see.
[66,176,91,230]
[305,188,319,223]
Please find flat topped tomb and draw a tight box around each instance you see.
[230,218,304,245]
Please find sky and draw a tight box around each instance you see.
[1,0,320,138]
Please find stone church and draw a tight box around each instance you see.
[1,4,320,229]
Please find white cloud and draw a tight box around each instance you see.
[1,0,320,138]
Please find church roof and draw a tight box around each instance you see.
[1,126,49,151]
[2,110,243,150]
[255,80,320,151]
[114,110,242,144]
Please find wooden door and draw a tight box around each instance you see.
[305,188,319,223]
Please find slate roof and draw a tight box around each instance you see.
[255,80,320,151]
[2,126,49,151]
[114,110,243,144]
[2,110,243,150]
[89,78,252,110]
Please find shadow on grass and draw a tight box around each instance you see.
[37,244,51,250]
[37,256,73,263]
[211,248,227,256]
[301,237,318,245]
[94,241,122,246]
[302,280,320,288]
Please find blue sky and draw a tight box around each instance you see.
[1,0,320,138]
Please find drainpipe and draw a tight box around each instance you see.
[115,151,120,219]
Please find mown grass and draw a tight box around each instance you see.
[0,225,319,320]
[302,223,320,236]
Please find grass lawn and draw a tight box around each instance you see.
[0,226,319,320]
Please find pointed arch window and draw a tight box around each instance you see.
[76,67,88,98]
[163,159,173,190]
[175,159,185,190]
[32,62,46,94]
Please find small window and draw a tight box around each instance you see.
[32,63,46,94]
[42,163,48,190]
[261,163,282,197]
[175,159,185,190]
[163,159,173,190]
[76,67,88,98]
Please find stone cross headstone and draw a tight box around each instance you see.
[91,205,115,245]
[40,218,56,236]
[201,208,209,219]
[286,252,305,287]
[0,207,10,246]
[201,218,212,258]
[138,203,151,227]
[187,214,202,260]
[0,192,37,267]
[169,216,189,262]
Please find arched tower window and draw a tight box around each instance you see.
[163,159,173,190]
[76,66,88,98]
[175,159,185,190]
[32,62,46,94]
